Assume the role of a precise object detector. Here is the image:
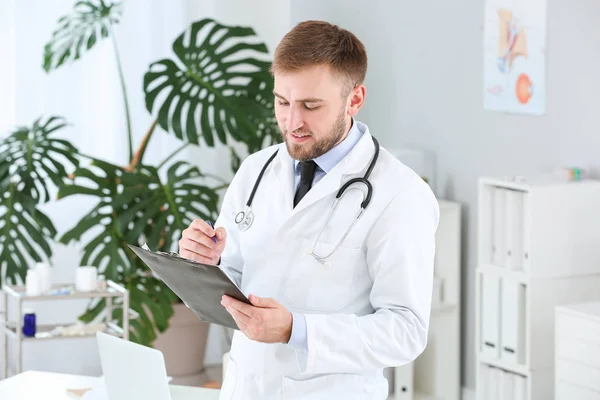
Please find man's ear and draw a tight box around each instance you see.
[347,84,366,117]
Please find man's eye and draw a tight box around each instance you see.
[304,104,320,111]
[278,100,289,106]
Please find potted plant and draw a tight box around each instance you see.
[0,0,279,383]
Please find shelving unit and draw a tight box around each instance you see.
[475,176,600,400]
[555,301,600,399]
[392,200,462,400]
[1,280,131,379]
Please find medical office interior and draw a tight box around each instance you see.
[1,0,599,399]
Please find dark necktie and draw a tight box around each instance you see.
[293,160,318,207]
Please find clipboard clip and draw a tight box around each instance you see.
[142,243,184,260]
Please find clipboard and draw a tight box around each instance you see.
[127,244,250,330]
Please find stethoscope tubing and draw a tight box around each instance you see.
[236,136,380,236]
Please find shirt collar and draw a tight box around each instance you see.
[294,118,364,174]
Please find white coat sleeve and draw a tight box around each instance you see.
[295,187,439,375]
[214,164,246,288]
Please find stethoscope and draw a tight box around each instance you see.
[235,136,380,262]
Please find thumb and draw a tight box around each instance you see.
[249,294,277,309]
[215,227,227,242]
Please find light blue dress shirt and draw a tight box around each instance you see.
[287,118,363,352]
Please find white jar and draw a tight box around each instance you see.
[76,266,98,292]
[25,269,41,297]
[35,262,52,293]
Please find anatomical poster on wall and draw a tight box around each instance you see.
[483,0,547,115]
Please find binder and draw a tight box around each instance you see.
[492,187,507,267]
[480,364,491,400]
[513,374,527,400]
[500,279,526,364]
[481,274,501,359]
[505,189,525,271]
[497,369,506,400]
[502,371,515,400]
[394,362,414,400]
[489,367,503,400]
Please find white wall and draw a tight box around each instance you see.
[291,0,600,391]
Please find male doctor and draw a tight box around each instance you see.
[179,20,439,399]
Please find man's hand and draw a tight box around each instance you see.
[179,219,226,265]
[221,294,293,343]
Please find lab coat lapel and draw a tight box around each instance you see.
[290,131,375,217]
[272,144,295,215]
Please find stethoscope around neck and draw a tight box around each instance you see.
[235,136,380,262]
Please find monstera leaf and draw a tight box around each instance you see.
[117,161,220,253]
[58,159,219,345]
[143,18,274,147]
[58,159,129,280]
[0,116,79,203]
[0,183,57,286]
[228,75,281,172]
[43,0,123,72]
[0,116,78,286]
[243,77,280,154]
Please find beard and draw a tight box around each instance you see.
[281,108,348,161]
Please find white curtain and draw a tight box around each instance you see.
[0,0,291,377]
[0,0,17,134]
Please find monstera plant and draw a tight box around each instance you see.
[0,0,279,345]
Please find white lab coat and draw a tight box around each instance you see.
[215,121,439,400]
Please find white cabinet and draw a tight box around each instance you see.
[476,177,600,400]
[391,200,462,400]
[555,301,600,400]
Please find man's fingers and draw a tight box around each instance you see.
[222,296,257,318]
[182,227,217,250]
[215,227,227,242]
[249,294,277,309]
[179,237,220,260]
[229,313,248,332]
[227,306,252,326]
[178,249,216,265]
[190,219,214,236]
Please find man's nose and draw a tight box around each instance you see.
[286,107,304,132]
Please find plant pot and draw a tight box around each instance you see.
[152,303,209,385]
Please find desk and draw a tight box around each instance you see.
[0,370,220,399]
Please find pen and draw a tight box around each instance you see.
[206,220,217,244]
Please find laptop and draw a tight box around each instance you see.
[96,331,173,400]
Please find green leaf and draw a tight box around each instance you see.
[43,0,124,72]
[134,162,219,251]
[237,75,282,154]
[0,116,79,204]
[143,18,275,147]
[59,161,128,282]
[78,298,106,323]
[59,156,219,346]
[229,147,242,174]
[0,183,57,286]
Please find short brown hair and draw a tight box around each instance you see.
[270,20,368,93]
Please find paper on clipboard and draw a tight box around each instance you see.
[127,244,250,330]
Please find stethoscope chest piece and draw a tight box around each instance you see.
[235,207,254,231]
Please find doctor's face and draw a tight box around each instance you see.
[273,64,365,161]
